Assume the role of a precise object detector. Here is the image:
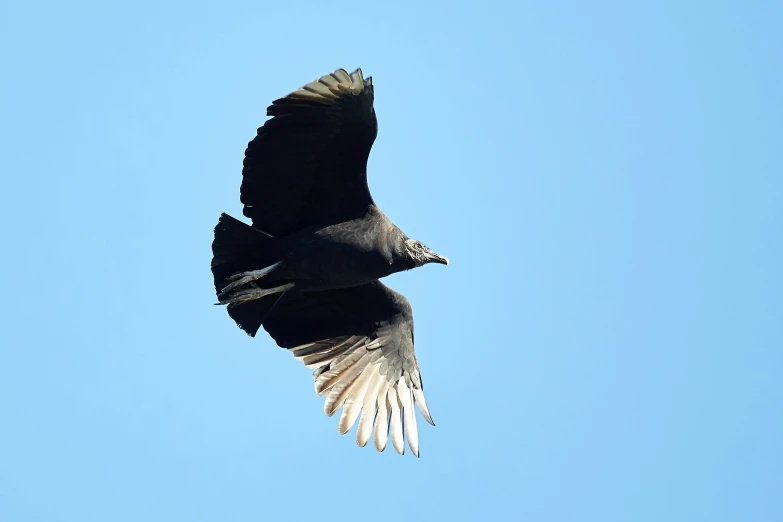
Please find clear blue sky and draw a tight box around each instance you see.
[1,1,781,521]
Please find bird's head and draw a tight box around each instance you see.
[403,238,449,268]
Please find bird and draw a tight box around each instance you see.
[211,67,448,457]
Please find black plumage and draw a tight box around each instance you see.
[211,68,447,456]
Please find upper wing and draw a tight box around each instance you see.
[263,281,434,457]
[240,68,378,236]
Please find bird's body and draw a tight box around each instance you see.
[275,206,407,291]
[211,68,447,456]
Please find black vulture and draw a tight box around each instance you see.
[211,68,448,457]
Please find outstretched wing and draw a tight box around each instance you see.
[241,68,378,236]
[263,281,434,457]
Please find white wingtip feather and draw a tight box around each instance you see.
[349,68,364,89]
[413,387,435,426]
[398,379,419,457]
[374,381,391,452]
[333,68,351,83]
[356,371,383,447]
[388,386,404,455]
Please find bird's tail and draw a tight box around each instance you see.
[211,213,284,336]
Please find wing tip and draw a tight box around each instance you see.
[282,67,370,104]
[413,388,435,426]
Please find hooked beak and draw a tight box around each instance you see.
[425,250,449,266]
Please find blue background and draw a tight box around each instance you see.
[2,1,781,520]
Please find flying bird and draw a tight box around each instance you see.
[211,67,448,457]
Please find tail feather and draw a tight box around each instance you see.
[211,213,283,336]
